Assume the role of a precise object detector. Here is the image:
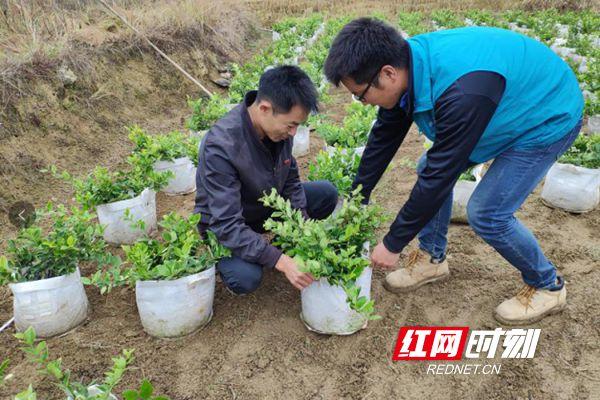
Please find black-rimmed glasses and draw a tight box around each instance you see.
[352,68,381,102]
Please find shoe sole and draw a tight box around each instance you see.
[383,271,450,294]
[493,303,566,326]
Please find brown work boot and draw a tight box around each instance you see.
[383,248,450,293]
[494,278,567,325]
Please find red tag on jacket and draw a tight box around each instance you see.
[283,159,291,166]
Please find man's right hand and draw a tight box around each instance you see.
[275,254,315,290]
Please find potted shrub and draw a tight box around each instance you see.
[128,126,200,196]
[316,103,377,155]
[292,125,311,157]
[50,161,171,245]
[541,133,600,212]
[87,213,230,338]
[261,188,384,335]
[0,204,118,338]
[185,94,229,136]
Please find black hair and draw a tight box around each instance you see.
[256,65,319,114]
[324,17,409,86]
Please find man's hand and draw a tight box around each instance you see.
[275,254,315,290]
[371,242,400,270]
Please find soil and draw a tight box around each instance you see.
[1,11,600,400]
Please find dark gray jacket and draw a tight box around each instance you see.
[194,91,307,268]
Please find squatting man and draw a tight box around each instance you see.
[194,66,338,295]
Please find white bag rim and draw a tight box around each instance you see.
[551,162,600,176]
[135,265,215,289]
[153,156,194,171]
[9,267,82,294]
[325,145,365,156]
[97,188,154,213]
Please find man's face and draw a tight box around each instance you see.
[341,66,407,110]
[260,103,309,142]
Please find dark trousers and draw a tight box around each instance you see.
[217,180,338,294]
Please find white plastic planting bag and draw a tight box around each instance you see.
[312,23,325,40]
[97,188,157,245]
[10,268,88,338]
[153,157,196,195]
[318,81,328,94]
[301,243,372,335]
[451,164,485,223]
[325,145,365,157]
[553,38,568,47]
[331,197,344,217]
[541,163,600,213]
[292,125,310,157]
[136,266,216,338]
[588,115,600,133]
[550,44,576,58]
[307,25,326,47]
[508,22,530,34]
[189,129,207,139]
[68,385,117,400]
[555,23,569,38]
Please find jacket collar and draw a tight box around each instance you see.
[240,90,283,157]
[399,41,415,116]
[406,38,434,113]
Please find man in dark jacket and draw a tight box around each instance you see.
[323,18,583,324]
[194,66,338,295]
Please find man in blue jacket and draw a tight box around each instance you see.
[324,18,583,324]
[195,66,338,295]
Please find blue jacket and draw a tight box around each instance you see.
[411,26,583,163]
[353,27,583,254]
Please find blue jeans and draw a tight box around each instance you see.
[217,180,338,294]
[417,121,582,289]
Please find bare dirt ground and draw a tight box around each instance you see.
[1,2,599,399]
[1,85,599,400]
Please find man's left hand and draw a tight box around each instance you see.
[371,242,400,270]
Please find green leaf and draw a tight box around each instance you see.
[260,189,383,318]
[0,256,8,272]
[3,203,113,283]
[34,341,47,355]
[15,384,37,400]
[139,379,154,398]
[122,390,139,400]
[0,358,9,382]
[23,327,36,345]
[46,360,63,380]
